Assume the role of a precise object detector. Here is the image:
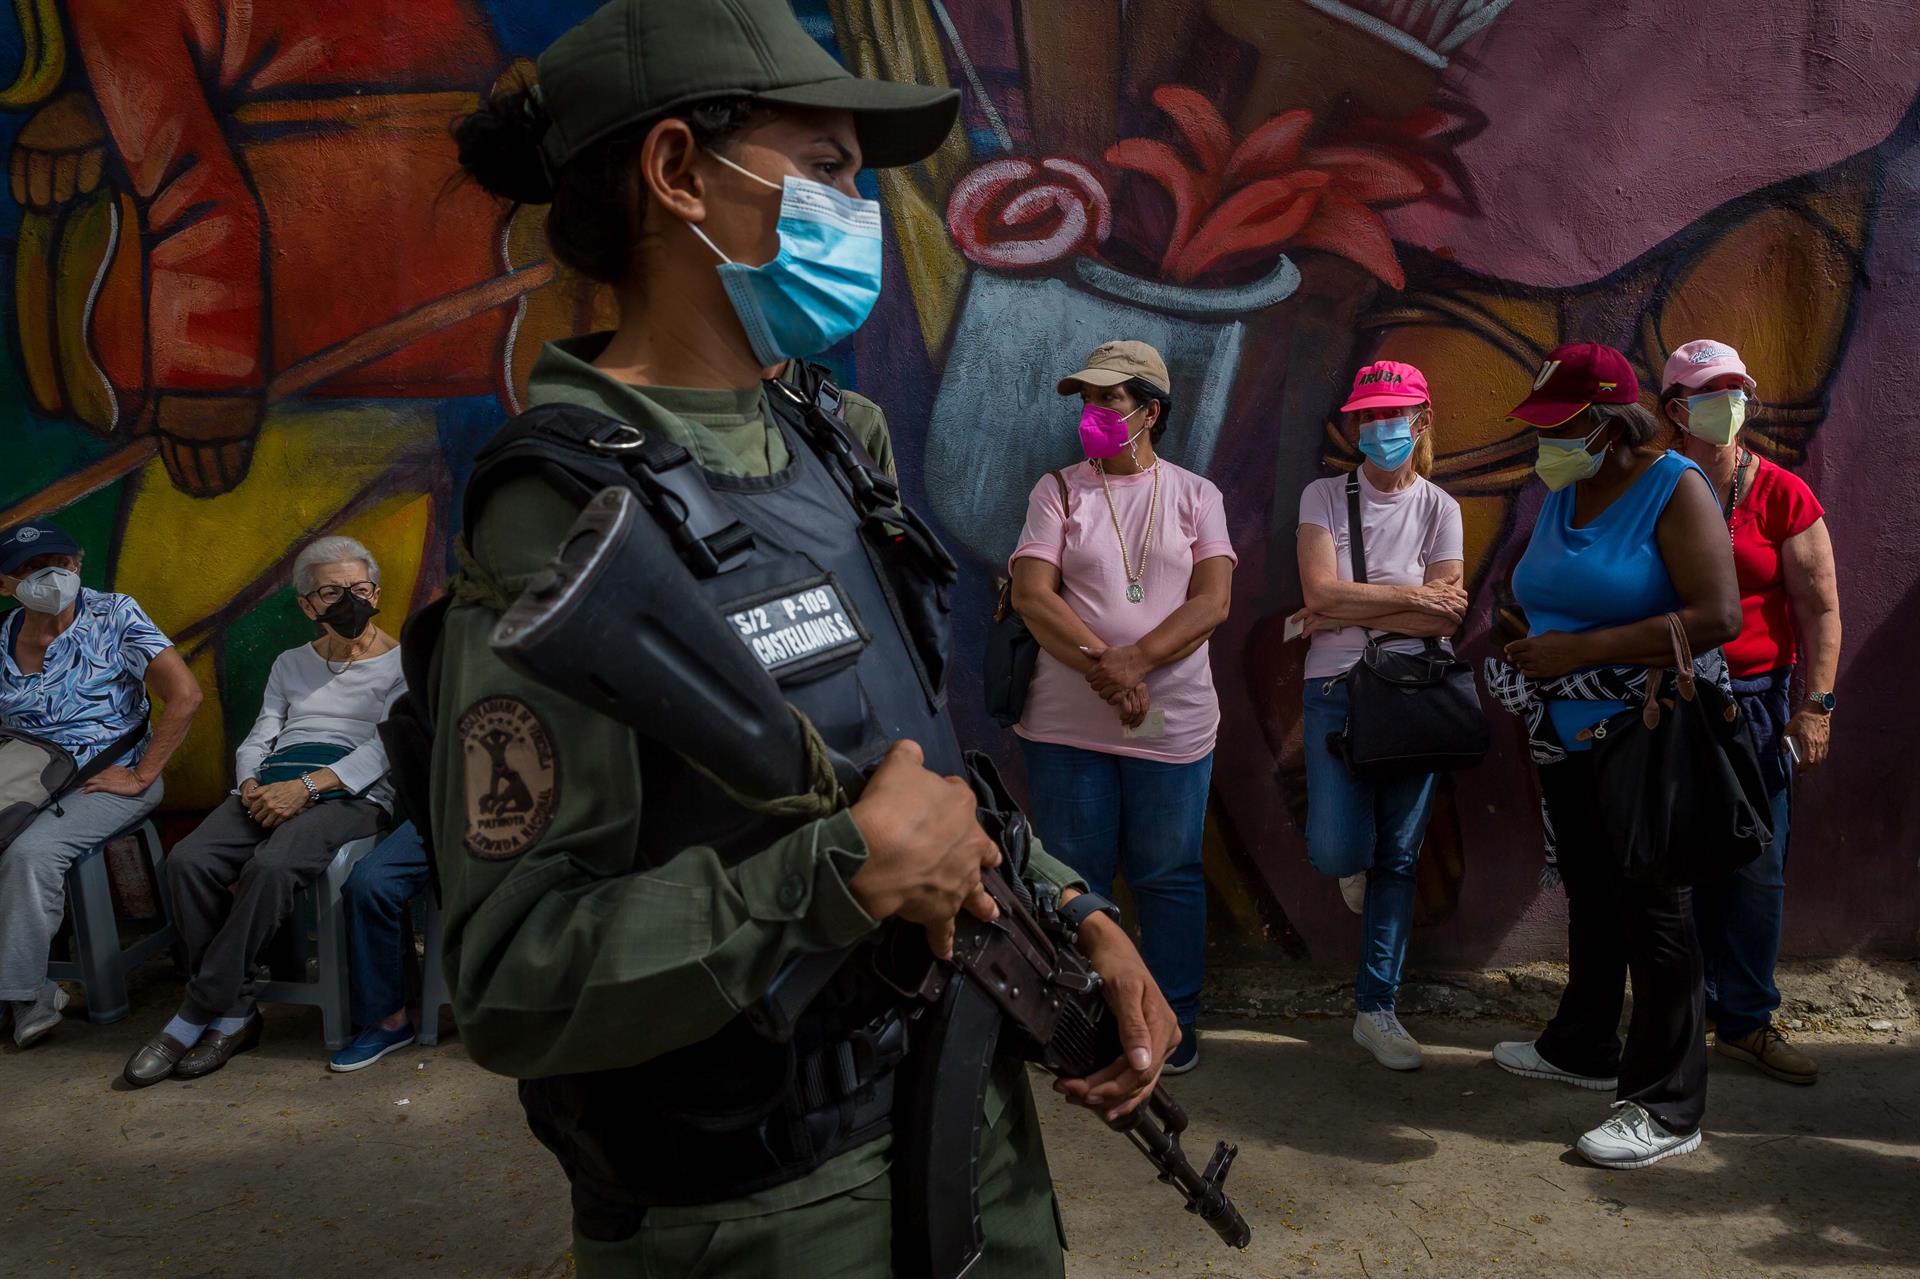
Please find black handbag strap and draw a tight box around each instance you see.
[1345,473,1368,584]
[74,717,150,788]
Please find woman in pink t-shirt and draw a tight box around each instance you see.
[1009,340,1236,1075]
[1293,361,1465,1074]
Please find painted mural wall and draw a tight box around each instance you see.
[3,0,1916,970]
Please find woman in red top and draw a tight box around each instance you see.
[1661,340,1842,1087]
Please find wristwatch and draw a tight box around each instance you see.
[1805,692,1836,715]
[1058,891,1121,939]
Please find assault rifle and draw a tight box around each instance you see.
[490,485,1250,1275]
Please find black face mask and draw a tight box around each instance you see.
[315,593,379,640]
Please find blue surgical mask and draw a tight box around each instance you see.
[691,153,884,367]
[1358,415,1417,471]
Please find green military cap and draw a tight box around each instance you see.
[537,0,960,172]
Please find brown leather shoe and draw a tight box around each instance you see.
[123,1031,195,1088]
[1717,1023,1818,1085]
[172,1013,263,1080]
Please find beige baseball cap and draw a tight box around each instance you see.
[1056,340,1171,395]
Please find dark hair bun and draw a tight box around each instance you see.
[454,89,556,205]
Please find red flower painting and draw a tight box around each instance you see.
[1105,86,1428,289]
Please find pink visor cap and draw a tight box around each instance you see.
[1662,340,1757,393]
[1340,360,1430,412]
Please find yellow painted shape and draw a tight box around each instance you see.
[1651,207,1853,405]
[826,0,968,352]
[13,207,60,413]
[112,401,437,641]
[162,645,233,811]
[333,490,432,624]
[0,0,66,108]
[52,187,119,431]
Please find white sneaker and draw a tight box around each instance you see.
[1492,1040,1616,1091]
[1575,1101,1701,1169]
[1339,874,1368,914]
[12,983,70,1048]
[1353,1010,1422,1070]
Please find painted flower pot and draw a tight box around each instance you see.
[922,254,1300,568]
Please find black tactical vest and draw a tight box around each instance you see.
[454,374,967,1234]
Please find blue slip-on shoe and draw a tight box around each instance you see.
[329,1021,418,1073]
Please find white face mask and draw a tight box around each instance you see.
[12,566,80,614]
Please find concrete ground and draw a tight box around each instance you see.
[4,972,1915,1279]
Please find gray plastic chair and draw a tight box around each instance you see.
[417,891,451,1047]
[253,835,378,1051]
[46,819,175,1025]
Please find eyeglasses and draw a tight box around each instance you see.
[306,581,377,608]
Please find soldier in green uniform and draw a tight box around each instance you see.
[422,1,1182,1274]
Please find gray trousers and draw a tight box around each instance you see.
[168,796,386,1019]
[0,783,165,1002]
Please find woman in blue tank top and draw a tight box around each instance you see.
[1488,343,1740,1172]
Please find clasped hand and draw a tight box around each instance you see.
[240,778,313,829]
[1083,642,1152,728]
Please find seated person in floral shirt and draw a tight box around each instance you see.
[0,520,202,1046]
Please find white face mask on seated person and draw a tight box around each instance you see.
[10,565,81,614]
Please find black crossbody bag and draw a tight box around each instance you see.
[1333,473,1490,777]
[984,470,1069,728]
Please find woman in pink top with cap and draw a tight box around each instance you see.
[1009,339,1236,1075]
[1293,361,1466,1073]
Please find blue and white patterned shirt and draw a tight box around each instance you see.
[0,588,172,768]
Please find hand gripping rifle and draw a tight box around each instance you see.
[489,486,1251,1274]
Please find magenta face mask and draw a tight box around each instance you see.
[1078,402,1145,459]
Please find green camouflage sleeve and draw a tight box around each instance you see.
[837,389,896,482]
[431,476,879,1080]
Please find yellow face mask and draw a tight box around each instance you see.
[1680,390,1747,447]
[1534,422,1609,492]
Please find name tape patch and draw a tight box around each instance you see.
[728,581,864,676]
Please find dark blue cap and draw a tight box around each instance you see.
[0,521,82,575]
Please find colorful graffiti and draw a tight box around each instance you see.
[3,0,1917,966]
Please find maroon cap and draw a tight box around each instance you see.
[1509,342,1641,428]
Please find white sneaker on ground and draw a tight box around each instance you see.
[12,983,70,1048]
[1353,1010,1422,1070]
[1339,873,1367,914]
[1492,1040,1617,1090]
[1575,1101,1702,1169]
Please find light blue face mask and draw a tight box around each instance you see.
[691,153,884,368]
[1358,415,1417,470]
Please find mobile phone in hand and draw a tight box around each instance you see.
[1784,736,1802,766]
[1284,615,1305,642]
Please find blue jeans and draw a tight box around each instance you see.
[341,821,430,1029]
[1302,678,1437,1013]
[1694,779,1791,1039]
[1020,741,1212,1026]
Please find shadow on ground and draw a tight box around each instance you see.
[5,971,1914,1278]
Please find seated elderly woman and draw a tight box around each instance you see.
[0,520,202,1047]
[122,535,406,1086]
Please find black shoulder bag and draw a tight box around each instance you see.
[1589,613,1771,886]
[984,470,1069,728]
[1333,473,1490,777]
